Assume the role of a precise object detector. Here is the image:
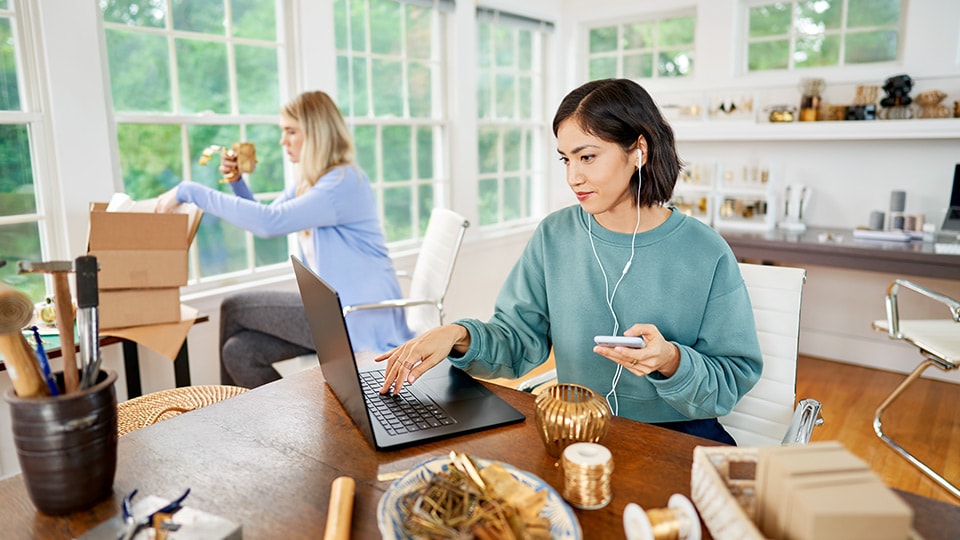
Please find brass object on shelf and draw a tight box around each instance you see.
[534,383,610,458]
[767,105,795,123]
[915,90,950,119]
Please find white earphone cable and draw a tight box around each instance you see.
[591,148,643,416]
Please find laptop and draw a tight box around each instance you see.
[941,164,960,232]
[291,256,524,450]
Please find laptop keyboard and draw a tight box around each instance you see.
[359,371,456,435]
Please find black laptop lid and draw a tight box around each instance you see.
[291,256,376,445]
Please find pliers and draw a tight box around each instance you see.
[118,488,191,540]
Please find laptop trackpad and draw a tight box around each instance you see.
[418,367,487,401]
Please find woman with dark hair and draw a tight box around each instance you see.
[374,79,762,445]
[156,91,413,388]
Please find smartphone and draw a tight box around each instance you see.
[594,335,646,349]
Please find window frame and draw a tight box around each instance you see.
[334,0,452,247]
[0,0,65,302]
[741,0,904,73]
[583,8,697,81]
[100,0,297,286]
[475,8,551,229]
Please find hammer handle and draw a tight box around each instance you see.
[51,273,79,394]
[0,332,48,397]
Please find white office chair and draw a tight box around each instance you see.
[719,263,820,447]
[518,262,822,446]
[871,279,960,500]
[342,208,469,335]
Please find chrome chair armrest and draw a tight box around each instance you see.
[516,369,557,393]
[342,298,437,316]
[885,279,960,339]
[781,398,823,445]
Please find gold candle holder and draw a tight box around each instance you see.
[534,383,611,458]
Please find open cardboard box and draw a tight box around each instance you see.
[86,199,202,329]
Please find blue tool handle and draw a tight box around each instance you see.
[30,326,59,396]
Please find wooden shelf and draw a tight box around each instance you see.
[674,117,960,142]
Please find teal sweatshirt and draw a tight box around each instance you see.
[452,206,762,423]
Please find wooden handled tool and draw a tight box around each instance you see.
[18,260,79,393]
[323,476,355,540]
[0,282,48,397]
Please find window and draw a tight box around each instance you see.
[334,0,450,242]
[476,8,550,227]
[100,0,289,281]
[587,12,695,80]
[746,0,902,72]
[0,0,49,302]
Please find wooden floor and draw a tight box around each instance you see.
[797,355,960,506]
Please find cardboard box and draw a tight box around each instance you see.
[99,288,182,329]
[759,445,875,538]
[87,199,202,329]
[91,250,188,289]
[787,479,913,540]
[87,201,201,290]
[756,441,846,533]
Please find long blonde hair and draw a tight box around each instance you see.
[285,91,355,197]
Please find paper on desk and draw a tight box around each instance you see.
[100,305,200,362]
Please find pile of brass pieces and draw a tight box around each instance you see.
[399,451,550,540]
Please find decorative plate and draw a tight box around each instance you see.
[377,455,582,539]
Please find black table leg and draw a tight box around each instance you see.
[174,341,191,388]
[122,340,141,399]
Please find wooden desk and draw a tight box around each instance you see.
[1,316,209,399]
[721,227,960,279]
[1,366,958,539]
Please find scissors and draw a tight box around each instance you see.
[118,488,191,540]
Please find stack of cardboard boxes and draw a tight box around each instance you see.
[756,441,913,540]
[86,201,201,330]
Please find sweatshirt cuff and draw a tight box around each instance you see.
[648,343,694,390]
[447,320,482,368]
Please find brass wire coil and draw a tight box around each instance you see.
[561,442,613,510]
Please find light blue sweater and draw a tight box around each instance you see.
[176,165,414,352]
[452,206,762,423]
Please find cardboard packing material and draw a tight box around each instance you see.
[786,479,913,540]
[86,200,201,329]
[756,441,845,532]
[98,288,182,330]
[759,443,870,538]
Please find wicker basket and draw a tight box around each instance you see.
[691,446,768,540]
[117,385,248,436]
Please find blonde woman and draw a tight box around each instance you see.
[157,90,412,387]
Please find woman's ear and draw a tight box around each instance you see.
[635,137,648,167]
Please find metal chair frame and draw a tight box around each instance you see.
[872,278,960,500]
[342,208,469,335]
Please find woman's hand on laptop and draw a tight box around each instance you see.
[375,324,471,395]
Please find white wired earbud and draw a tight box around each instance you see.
[589,147,644,416]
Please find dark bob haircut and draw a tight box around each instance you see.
[552,78,681,207]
